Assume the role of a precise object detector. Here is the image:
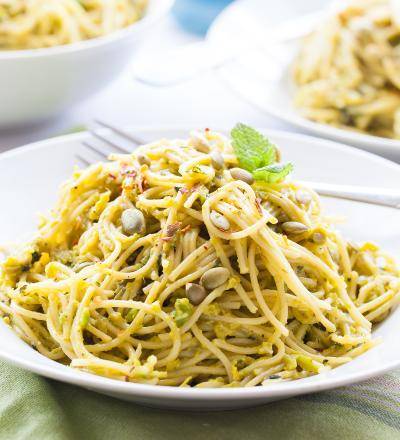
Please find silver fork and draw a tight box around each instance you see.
[78,120,400,209]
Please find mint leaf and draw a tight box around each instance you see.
[230,123,293,184]
[252,163,293,183]
[231,123,277,172]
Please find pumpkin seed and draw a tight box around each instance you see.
[230,167,254,185]
[137,154,150,166]
[282,221,309,234]
[200,267,230,290]
[121,208,146,235]
[210,151,224,170]
[186,283,207,305]
[312,232,326,244]
[191,132,210,153]
[210,210,230,231]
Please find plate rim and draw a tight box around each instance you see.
[0,125,399,402]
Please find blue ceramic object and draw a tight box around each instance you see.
[172,0,234,35]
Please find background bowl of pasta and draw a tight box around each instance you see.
[0,126,399,410]
[0,0,173,127]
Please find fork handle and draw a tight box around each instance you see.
[301,181,400,209]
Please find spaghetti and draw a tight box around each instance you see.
[293,0,400,139]
[0,127,399,387]
[0,0,148,50]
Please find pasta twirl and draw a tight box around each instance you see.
[0,0,148,50]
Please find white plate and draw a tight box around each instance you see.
[0,127,399,410]
[207,0,400,160]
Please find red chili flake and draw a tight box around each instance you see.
[204,245,209,250]
[124,376,130,382]
[108,173,116,180]
[217,226,229,232]
[205,127,210,132]
[161,236,173,242]
[255,198,263,214]
[125,171,137,178]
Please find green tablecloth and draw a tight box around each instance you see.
[0,361,399,440]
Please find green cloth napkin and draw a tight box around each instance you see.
[0,361,399,440]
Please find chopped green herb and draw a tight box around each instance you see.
[296,355,320,373]
[171,298,193,327]
[59,312,67,325]
[80,308,90,329]
[283,354,297,370]
[126,309,138,323]
[191,165,207,175]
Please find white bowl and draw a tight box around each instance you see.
[0,126,399,410]
[0,0,173,128]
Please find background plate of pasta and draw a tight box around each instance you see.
[208,0,400,161]
[0,125,399,410]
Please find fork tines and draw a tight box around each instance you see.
[95,119,146,146]
[78,119,147,166]
[82,140,109,160]
[89,130,130,155]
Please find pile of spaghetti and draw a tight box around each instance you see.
[0,125,399,387]
[0,0,147,50]
[293,0,400,139]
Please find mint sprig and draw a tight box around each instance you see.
[231,123,293,184]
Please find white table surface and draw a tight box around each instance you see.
[0,14,295,154]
